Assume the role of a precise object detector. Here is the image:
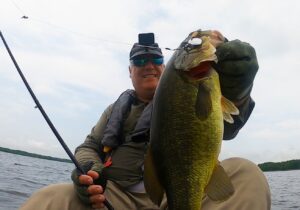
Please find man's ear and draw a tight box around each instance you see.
[128,66,132,78]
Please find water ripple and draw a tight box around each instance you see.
[0,189,30,198]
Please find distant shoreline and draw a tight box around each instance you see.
[258,159,300,172]
[0,147,72,163]
[1,146,299,171]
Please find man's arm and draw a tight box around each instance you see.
[214,39,259,140]
[75,104,113,165]
[71,104,113,205]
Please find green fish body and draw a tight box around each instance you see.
[144,30,238,210]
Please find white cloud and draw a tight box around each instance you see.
[1,0,300,164]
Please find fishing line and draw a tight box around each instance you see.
[9,0,26,16]
[8,0,177,52]
[27,17,178,51]
[28,16,177,51]
[30,17,132,46]
[8,0,176,51]
[7,0,131,47]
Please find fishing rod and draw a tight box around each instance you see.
[0,31,114,210]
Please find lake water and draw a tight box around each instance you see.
[0,151,299,210]
[0,151,73,210]
[264,170,300,210]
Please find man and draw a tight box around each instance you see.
[20,31,270,210]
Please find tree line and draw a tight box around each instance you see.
[0,146,72,163]
[1,146,299,171]
[258,159,300,171]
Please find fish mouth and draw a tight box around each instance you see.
[184,61,213,80]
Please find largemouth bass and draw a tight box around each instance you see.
[144,30,239,210]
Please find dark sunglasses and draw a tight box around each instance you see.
[130,57,164,67]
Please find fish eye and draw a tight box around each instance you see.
[188,38,202,46]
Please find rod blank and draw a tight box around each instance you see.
[0,30,114,210]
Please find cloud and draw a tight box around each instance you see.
[1,0,300,164]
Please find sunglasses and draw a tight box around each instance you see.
[130,57,164,67]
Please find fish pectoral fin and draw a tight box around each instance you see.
[221,96,239,124]
[205,163,235,201]
[144,146,164,206]
[195,83,212,119]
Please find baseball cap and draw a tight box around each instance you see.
[129,33,163,60]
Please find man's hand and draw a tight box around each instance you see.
[71,162,107,209]
[79,170,106,209]
[214,39,259,103]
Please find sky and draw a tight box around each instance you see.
[0,0,299,164]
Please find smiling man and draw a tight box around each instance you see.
[128,35,165,103]
[20,32,270,210]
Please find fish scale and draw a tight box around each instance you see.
[153,67,222,209]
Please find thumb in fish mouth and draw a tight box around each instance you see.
[209,30,226,47]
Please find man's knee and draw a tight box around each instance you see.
[202,157,271,210]
[221,157,271,209]
[221,157,269,184]
[20,183,92,210]
[221,157,262,174]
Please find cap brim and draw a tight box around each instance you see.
[130,49,163,59]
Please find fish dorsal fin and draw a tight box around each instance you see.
[221,96,239,124]
[205,163,235,201]
[144,145,164,206]
[195,83,212,119]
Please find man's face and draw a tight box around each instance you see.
[129,55,164,100]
